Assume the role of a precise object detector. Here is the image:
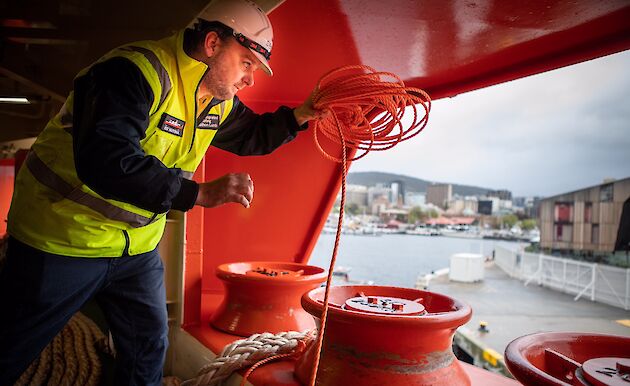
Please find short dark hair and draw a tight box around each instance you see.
[184,20,234,53]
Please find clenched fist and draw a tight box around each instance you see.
[195,173,254,209]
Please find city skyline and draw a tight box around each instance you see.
[349,50,630,198]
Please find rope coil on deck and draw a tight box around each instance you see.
[14,312,113,386]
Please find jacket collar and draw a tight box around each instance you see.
[170,30,210,105]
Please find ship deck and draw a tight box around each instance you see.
[427,262,630,358]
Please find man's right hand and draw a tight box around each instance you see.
[195,173,254,208]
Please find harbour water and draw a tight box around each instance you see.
[309,233,524,286]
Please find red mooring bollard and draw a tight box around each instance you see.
[211,262,326,336]
[505,332,630,386]
[295,285,473,386]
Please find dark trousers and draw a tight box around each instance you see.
[0,237,168,386]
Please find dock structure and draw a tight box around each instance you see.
[421,262,630,377]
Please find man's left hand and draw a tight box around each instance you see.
[293,87,328,126]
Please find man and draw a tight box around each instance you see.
[0,0,322,384]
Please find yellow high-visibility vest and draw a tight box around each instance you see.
[8,30,234,257]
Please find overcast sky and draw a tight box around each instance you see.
[350,50,630,198]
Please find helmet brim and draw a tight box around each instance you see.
[252,50,273,76]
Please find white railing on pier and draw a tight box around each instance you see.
[494,246,630,310]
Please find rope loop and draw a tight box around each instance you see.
[312,65,431,162]
[185,331,314,386]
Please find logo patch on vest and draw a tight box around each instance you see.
[158,113,185,137]
[198,114,219,129]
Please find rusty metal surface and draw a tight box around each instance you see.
[329,343,455,374]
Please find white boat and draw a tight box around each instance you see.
[406,227,441,236]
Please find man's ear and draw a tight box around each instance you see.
[203,31,221,57]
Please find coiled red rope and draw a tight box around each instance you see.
[308,65,430,385]
[312,64,431,162]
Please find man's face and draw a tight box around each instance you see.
[203,37,261,100]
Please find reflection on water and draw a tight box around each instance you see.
[309,233,524,288]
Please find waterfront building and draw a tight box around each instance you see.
[370,195,390,216]
[539,177,630,254]
[446,196,478,216]
[390,180,404,206]
[379,208,409,224]
[525,197,542,218]
[405,192,426,207]
[346,184,368,209]
[426,183,452,209]
[487,189,513,201]
[512,196,541,218]
[424,216,476,227]
[478,200,493,215]
[367,184,392,210]
[497,199,513,214]
[477,197,501,215]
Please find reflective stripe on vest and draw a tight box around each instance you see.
[59,46,172,137]
[26,151,157,228]
[121,46,172,108]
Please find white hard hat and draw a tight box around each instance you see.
[194,0,274,75]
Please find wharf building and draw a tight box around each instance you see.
[513,196,542,218]
[539,177,630,254]
[426,183,452,209]
[390,180,404,206]
[345,182,411,215]
[476,196,513,216]
[346,184,368,207]
[487,189,513,201]
[446,197,478,216]
[405,191,426,207]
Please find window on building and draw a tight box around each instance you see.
[555,224,563,241]
[554,203,573,222]
[600,184,613,202]
[584,202,592,223]
[592,224,600,245]
[554,224,573,242]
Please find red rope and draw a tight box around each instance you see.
[312,65,430,162]
[240,334,314,386]
[308,65,430,385]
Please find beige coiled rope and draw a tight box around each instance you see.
[13,312,112,386]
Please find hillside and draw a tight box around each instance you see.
[347,171,493,196]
